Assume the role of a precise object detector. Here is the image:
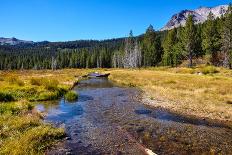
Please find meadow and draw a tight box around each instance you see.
[1,66,232,154]
[109,66,232,123]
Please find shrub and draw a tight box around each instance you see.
[201,66,219,75]
[27,103,34,111]
[0,92,15,102]
[65,91,78,102]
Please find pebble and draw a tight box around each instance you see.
[65,137,71,140]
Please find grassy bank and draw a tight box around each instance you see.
[109,66,232,122]
[0,69,90,102]
[0,101,65,154]
[0,69,89,154]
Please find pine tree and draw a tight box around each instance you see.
[221,4,232,68]
[162,28,177,66]
[184,15,197,67]
[202,12,221,65]
[141,25,162,67]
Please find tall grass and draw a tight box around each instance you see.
[7,76,25,86]
[0,115,65,154]
[31,78,59,91]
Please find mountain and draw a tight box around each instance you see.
[0,37,33,45]
[161,5,229,31]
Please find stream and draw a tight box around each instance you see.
[36,78,232,155]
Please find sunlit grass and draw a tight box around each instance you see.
[0,101,65,154]
[109,66,232,121]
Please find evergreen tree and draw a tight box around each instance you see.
[141,25,162,66]
[221,4,232,68]
[202,12,221,65]
[184,15,197,67]
[162,28,177,66]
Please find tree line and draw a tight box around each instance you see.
[0,4,231,70]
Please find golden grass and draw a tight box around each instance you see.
[0,69,90,155]
[109,67,232,121]
[0,69,91,102]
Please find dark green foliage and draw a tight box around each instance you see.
[202,12,221,65]
[184,15,197,67]
[0,92,15,102]
[221,4,232,68]
[162,28,177,66]
[141,25,162,66]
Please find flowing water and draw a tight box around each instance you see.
[36,78,232,155]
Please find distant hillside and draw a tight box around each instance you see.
[161,5,228,31]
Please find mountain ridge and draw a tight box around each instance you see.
[161,4,229,31]
[0,37,33,45]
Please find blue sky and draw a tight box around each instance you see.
[0,0,230,41]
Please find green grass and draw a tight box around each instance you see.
[0,69,90,155]
[0,101,65,155]
[65,91,78,102]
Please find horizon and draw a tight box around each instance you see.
[1,0,230,42]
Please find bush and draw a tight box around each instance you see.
[201,66,219,75]
[0,92,15,102]
[27,103,34,111]
[65,91,78,102]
